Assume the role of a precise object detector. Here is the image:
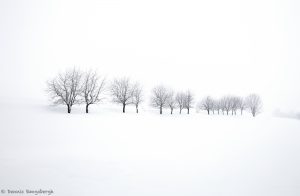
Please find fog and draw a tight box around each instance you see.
[1,0,299,113]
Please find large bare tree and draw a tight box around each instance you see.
[151,85,169,114]
[183,90,194,114]
[131,82,143,113]
[246,94,262,117]
[110,77,134,113]
[81,70,106,113]
[175,92,185,114]
[47,68,82,113]
[198,96,214,115]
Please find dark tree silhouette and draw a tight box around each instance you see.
[151,85,169,114]
[47,68,82,113]
[110,77,134,113]
[82,70,105,113]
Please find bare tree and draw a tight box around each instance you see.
[211,98,216,115]
[81,70,105,113]
[246,94,262,117]
[132,82,143,113]
[183,90,194,114]
[230,96,240,115]
[167,90,177,114]
[198,96,214,115]
[220,96,232,115]
[151,85,169,114]
[237,97,247,115]
[176,92,185,114]
[219,98,225,115]
[47,68,82,113]
[214,99,221,115]
[110,77,134,113]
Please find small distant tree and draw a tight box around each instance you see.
[176,92,185,114]
[214,99,221,115]
[110,77,134,113]
[151,85,169,114]
[220,96,232,115]
[211,98,216,114]
[246,94,262,117]
[47,68,82,113]
[81,70,105,113]
[219,98,225,115]
[184,90,194,114]
[167,90,177,114]
[199,96,214,115]
[237,97,246,115]
[230,96,240,115]
[132,82,143,113]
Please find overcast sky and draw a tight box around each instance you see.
[0,0,299,112]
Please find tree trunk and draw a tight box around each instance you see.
[218,110,220,115]
[136,105,138,113]
[226,111,229,115]
[187,108,190,114]
[160,106,162,114]
[86,104,89,113]
[241,109,243,115]
[180,108,182,114]
[207,110,210,115]
[122,103,126,113]
[67,105,71,113]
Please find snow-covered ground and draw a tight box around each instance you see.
[0,100,299,196]
[1,0,300,195]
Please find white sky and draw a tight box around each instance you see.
[0,0,299,112]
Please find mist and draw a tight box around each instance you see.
[1,0,299,113]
